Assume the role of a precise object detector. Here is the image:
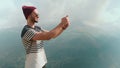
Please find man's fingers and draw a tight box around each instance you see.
[61,15,70,24]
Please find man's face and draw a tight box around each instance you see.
[30,9,39,23]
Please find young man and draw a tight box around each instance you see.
[21,5,70,68]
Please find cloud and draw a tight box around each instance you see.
[0,0,120,36]
[0,1,20,30]
[67,0,120,38]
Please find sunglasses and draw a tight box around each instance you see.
[32,12,39,18]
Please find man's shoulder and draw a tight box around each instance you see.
[21,25,32,38]
[35,25,42,31]
[35,25,41,29]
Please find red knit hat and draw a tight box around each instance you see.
[22,5,36,19]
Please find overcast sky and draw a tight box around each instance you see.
[0,0,120,36]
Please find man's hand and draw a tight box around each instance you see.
[61,15,70,30]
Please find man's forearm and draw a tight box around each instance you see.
[49,23,64,39]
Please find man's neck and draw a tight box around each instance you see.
[27,19,35,28]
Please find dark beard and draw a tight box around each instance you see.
[31,18,38,23]
[35,20,38,23]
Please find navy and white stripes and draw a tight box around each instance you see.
[21,25,44,54]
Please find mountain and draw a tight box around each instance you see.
[0,26,120,68]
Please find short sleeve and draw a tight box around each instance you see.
[22,29,36,41]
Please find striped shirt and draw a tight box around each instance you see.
[21,25,47,68]
[21,25,44,54]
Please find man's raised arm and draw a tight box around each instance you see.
[32,15,70,40]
